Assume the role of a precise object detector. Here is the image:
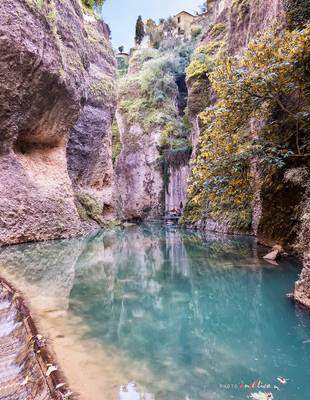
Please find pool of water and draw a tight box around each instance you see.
[0,225,309,400]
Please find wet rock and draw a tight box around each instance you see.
[263,250,280,261]
[263,244,284,261]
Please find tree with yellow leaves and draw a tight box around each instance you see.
[182,24,310,230]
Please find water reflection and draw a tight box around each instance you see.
[0,238,83,311]
[0,225,309,400]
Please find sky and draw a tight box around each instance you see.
[101,0,203,51]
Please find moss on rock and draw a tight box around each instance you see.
[75,192,105,226]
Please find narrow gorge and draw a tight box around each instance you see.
[0,0,309,399]
[114,0,310,307]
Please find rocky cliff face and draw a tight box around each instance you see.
[184,0,310,306]
[187,0,286,155]
[115,111,164,221]
[0,0,116,245]
[165,164,190,213]
[114,48,184,221]
[67,11,116,220]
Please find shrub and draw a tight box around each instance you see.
[112,120,122,164]
[185,25,310,229]
[209,23,227,38]
[82,0,104,10]
[117,49,180,130]
[75,192,104,226]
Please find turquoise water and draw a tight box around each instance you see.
[0,225,309,400]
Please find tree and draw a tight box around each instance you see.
[82,0,104,10]
[135,16,145,46]
[183,24,310,228]
[200,1,208,13]
[163,17,177,35]
[118,46,124,53]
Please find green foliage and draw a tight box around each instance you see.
[209,23,227,38]
[165,146,192,168]
[118,40,196,197]
[184,25,310,230]
[118,49,180,130]
[285,167,310,251]
[112,120,122,164]
[145,15,185,49]
[298,184,310,251]
[191,27,202,39]
[186,41,224,80]
[186,39,225,118]
[135,16,145,45]
[187,77,211,118]
[25,0,44,10]
[81,0,104,10]
[158,118,192,193]
[160,157,170,194]
[47,0,57,33]
[75,192,104,226]
[89,73,115,104]
[117,56,129,77]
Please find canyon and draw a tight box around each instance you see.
[0,0,309,308]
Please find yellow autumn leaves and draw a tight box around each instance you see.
[183,24,310,229]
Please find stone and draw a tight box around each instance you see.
[294,252,310,308]
[272,244,284,253]
[263,250,280,261]
[115,113,164,221]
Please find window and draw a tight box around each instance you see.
[178,17,181,23]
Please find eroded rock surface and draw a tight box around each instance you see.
[295,252,310,308]
[115,112,164,221]
[67,13,116,219]
[0,0,116,244]
[165,165,190,212]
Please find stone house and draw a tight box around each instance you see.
[173,11,203,39]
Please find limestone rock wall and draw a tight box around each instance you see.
[0,0,116,245]
[188,0,286,156]
[115,112,164,221]
[114,47,183,222]
[165,165,190,212]
[185,0,310,306]
[186,0,291,236]
[67,13,117,219]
